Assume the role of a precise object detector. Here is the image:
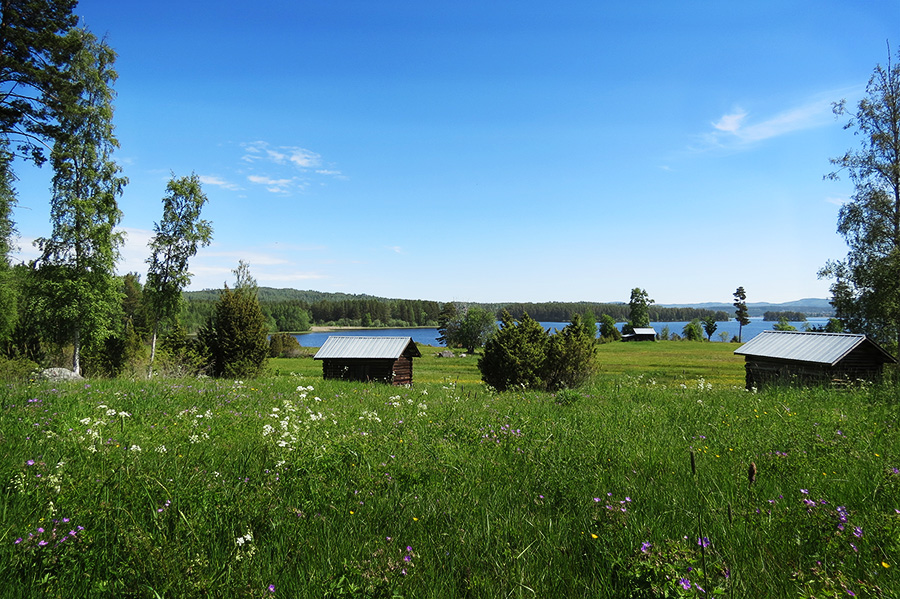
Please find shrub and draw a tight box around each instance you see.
[682,319,704,341]
[269,332,302,358]
[599,314,622,343]
[479,311,596,391]
[544,314,597,390]
[199,284,269,378]
[478,311,548,391]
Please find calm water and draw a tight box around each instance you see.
[293,317,830,348]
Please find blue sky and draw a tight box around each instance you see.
[9,0,900,304]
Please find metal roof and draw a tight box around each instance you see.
[314,336,421,360]
[734,331,896,365]
[632,328,657,335]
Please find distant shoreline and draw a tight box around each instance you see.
[304,325,435,333]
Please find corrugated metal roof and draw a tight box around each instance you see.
[734,331,874,365]
[632,328,657,335]
[314,336,420,360]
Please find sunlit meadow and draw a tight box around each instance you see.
[2,346,899,597]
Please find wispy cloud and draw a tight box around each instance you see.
[712,109,748,133]
[387,246,404,254]
[199,175,242,191]
[698,95,837,150]
[247,175,296,194]
[241,141,322,169]
[237,141,345,193]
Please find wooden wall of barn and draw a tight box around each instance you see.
[321,356,414,386]
[744,344,888,389]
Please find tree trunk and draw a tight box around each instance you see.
[148,320,159,378]
[72,327,81,376]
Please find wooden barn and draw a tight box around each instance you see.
[734,330,896,389]
[622,327,657,342]
[314,336,421,385]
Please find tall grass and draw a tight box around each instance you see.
[1,366,898,597]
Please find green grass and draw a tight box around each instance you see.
[269,339,746,388]
[1,344,898,598]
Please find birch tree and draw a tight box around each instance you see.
[33,29,126,375]
[819,48,900,352]
[145,173,212,377]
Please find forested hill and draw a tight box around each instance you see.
[180,289,737,333]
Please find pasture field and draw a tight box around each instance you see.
[271,339,747,388]
[1,344,899,598]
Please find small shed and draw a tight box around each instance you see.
[622,327,657,342]
[734,330,896,388]
[314,336,421,385]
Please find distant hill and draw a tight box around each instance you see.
[184,289,833,318]
[659,298,833,317]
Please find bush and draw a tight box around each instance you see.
[543,314,597,390]
[0,356,38,381]
[682,319,704,341]
[478,311,596,391]
[269,332,302,358]
[199,284,269,378]
[478,311,548,391]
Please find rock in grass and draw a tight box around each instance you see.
[36,368,83,382]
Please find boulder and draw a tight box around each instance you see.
[436,350,455,358]
[36,368,83,382]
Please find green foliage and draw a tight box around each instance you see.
[820,49,900,352]
[478,311,548,390]
[31,29,125,375]
[628,287,654,329]
[145,172,213,374]
[599,313,623,343]
[436,303,498,352]
[269,332,303,358]
[0,0,80,165]
[543,314,597,390]
[773,317,797,331]
[733,286,750,342]
[479,311,595,391]
[763,310,807,322]
[701,314,718,341]
[198,262,269,378]
[805,317,844,333]
[681,318,704,341]
[436,302,459,346]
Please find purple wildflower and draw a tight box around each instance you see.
[640,542,652,553]
[268,584,275,592]
[679,577,691,590]
[853,526,863,538]
[697,537,710,548]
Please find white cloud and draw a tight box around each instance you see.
[241,141,322,170]
[700,95,838,149]
[388,246,403,254]
[247,175,295,193]
[199,175,242,191]
[712,109,747,133]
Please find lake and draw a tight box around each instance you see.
[292,317,831,348]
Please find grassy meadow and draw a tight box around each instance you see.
[2,341,899,597]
